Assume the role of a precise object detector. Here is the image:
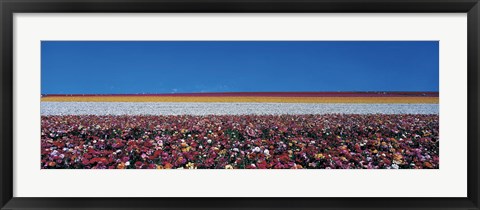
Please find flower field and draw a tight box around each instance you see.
[41,114,439,169]
[41,102,439,115]
[41,96,438,103]
[41,92,439,169]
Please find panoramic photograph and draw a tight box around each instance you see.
[41,41,439,169]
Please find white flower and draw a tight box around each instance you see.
[263,149,270,155]
[51,150,59,156]
[232,148,239,152]
[253,147,261,153]
[391,164,399,169]
[207,139,212,144]
[125,161,130,166]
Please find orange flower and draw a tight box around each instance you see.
[163,162,173,169]
[393,153,403,164]
[292,164,303,169]
[423,162,433,168]
[117,162,125,169]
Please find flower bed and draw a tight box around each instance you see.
[41,102,439,116]
[41,114,439,169]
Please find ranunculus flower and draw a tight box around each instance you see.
[41,114,439,169]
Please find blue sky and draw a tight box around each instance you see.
[41,41,439,94]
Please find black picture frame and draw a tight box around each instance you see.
[1,0,479,209]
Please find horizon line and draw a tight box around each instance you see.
[41,91,439,97]
[41,91,440,93]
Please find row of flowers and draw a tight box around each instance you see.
[41,114,439,169]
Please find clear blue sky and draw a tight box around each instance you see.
[41,41,438,94]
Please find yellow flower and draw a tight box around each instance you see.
[219,149,227,155]
[186,162,196,169]
[225,164,234,169]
